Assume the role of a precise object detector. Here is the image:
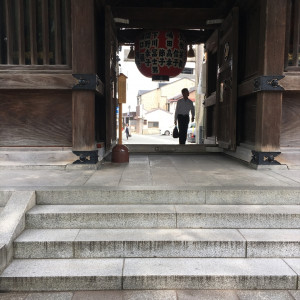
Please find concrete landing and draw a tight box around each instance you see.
[0,153,299,189]
[0,290,299,300]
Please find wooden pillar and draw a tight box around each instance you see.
[105,6,114,150]
[255,0,287,152]
[71,0,96,151]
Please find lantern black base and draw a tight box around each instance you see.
[152,75,169,81]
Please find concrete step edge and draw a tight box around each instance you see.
[0,258,298,291]
[25,205,300,229]
[13,229,300,259]
[35,188,300,205]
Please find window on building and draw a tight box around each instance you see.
[143,120,147,125]
[181,67,194,74]
[148,121,159,128]
[0,0,71,66]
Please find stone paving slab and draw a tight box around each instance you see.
[122,258,297,290]
[26,292,73,300]
[236,290,295,299]
[0,154,299,189]
[240,229,300,257]
[290,290,300,299]
[176,290,239,299]
[0,290,299,300]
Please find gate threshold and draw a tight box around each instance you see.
[126,144,221,154]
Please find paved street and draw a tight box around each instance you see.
[122,133,191,145]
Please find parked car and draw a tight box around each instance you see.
[160,125,174,136]
[187,122,196,143]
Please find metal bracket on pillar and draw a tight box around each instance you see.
[253,75,284,92]
[73,150,98,164]
[251,151,281,165]
[72,74,104,95]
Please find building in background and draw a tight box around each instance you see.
[134,78,195,135]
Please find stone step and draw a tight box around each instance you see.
[13,229,300,259]
[14,228,246,258]
[35,188,300,205]
[26,204,300,229]
[0,258,298,291]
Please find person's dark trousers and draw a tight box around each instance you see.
[178,114,189,144]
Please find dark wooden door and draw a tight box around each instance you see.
[216,7,239,150]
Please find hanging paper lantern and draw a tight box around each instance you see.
[135,30,187,81]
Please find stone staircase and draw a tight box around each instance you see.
[0,188,300,291]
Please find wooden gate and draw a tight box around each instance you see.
[216,7,239,150]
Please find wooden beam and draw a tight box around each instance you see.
[238,78,256,98]
[255,92,282,152]
[205,29,218,52]
[255,0,287,152]
[204,93,216,107]
[237,73,300,97]
[117,29,212,45]
[0,74,76,89]
[72,91,95,150]
[71,0,96,151]
[281,74,300,90]
[72,0,95,73]
[0,65,71,71]
[112,7,226,29]
[105,5,113,149]
[258,0,286,75]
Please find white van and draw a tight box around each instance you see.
[160,124,174,136]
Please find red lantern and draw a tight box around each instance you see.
[135,30,187,81]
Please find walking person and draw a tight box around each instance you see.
[125,124,130,140]
[174,88,195,144]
